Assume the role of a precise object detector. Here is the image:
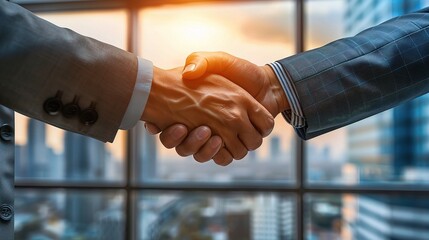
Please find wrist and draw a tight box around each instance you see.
[141,67,171,124]
[262,65,290,115]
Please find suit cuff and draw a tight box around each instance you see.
[268,62,306,130]
[120,57,153,130]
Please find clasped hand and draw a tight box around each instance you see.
[142,52,289,166]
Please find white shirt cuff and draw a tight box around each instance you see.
[268,62,306,128]
[120,57,153,130]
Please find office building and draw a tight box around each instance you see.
[344,1,429,239]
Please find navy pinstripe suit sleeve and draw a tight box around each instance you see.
[273,7,429,140]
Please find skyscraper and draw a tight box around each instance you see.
[270,135,281,161]
[354,195,429,240]
[346,0,429,181]
[64,132,106,180]
[250,194,294,240]
[27,119,48,178]
[64,132,107,233]
[344,1,429,239]
[136,123,157,180]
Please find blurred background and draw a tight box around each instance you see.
[12,0,429,239]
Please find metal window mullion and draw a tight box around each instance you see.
[15,183,429,195]
[125,5,141,240]
[17,0,129,13]
[295,0,305,239]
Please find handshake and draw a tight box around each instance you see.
[141,52,290,166]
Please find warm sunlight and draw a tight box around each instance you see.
[175,19,224,47]
[139,2,295,69]
[139,2,295,160]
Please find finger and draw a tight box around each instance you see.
[159,124,188,149]
[236,87,274,139]
[238,129,263,151]
[182,56,208,80]
[223,134,248,160]
[212,148,234,166]
[182,51,237,80]
[175,126,211,157]
[193,136,223,163]
[248,105,275,138]
[235,115,263,151]
[144,122,161,135]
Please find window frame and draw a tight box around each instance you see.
[13,0,429,239]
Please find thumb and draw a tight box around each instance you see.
[182,52,264,97]
[182,51,237,80]
[182,54,208,80]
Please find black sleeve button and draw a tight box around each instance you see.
[0,204,13,222]
[62,97,81,118]
[80,103,98,126]
[43,91,63,115]
[0,124,14,142]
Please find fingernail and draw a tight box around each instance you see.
[183,63,196,74]
[196,127,210,140]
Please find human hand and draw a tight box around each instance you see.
[141,66,274,163]
[144,123,224,162]
[146,52,290,164]
[183,52,290,116]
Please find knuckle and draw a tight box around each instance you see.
[187,52,200,60]
[234,149,248,160]
[193,153,209,163]
[267,114,275,128]
[216,158,232,166]
[262,115,275,137]
[215,51,227,56]
[159,137,175,149]
[220,161,232,166]
[225,111,243,127]
[230,145,247,160]
[249,137,263,151]
[253,107,262,114]
[176,146,191,157]
[229,118,241,127]
[213,153,231,166]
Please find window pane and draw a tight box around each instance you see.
[15,10,128,182]
[136,1,296,184]
[305,0,429,185]
[15,189,125,240]
[136,191,296,240]
[38,10,128,49]
[306,193,429,240]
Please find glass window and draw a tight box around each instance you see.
[13,1,429,240]
[15,10,129,183]
[135,1,297,184]
[305,0,429,186]
[304,0,346,51]
[15,189,125,240]
[306,193,429,240]
[136,191,296,240]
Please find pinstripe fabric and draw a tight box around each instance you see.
[273,7,429,140]
[268,62,305,129]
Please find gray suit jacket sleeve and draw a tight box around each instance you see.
[0,1,139,142]
[276,7,429,140]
